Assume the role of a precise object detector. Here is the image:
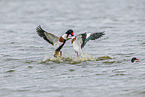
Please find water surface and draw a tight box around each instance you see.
[0,0,145,97]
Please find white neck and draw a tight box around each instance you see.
[62,34,68,40]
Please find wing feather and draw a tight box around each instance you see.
[36,25,59,45]
[90,31,105,40]
[82,31,105,48]
[80,33,87,48]
[73,33,87,49]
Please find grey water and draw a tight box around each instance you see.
[0,0,145,97]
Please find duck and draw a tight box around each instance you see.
[131,57,139,63]
[71,31,105,57]
[36,25,74,57]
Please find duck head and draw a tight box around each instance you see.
[131,57,139,63]
[65,29,74,36]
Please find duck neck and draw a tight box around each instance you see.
[62,34,69,40]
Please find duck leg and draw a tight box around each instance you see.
[77,52,79,57]
[60,51,62,56]
[54,50,59,57]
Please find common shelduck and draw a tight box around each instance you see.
[131,57,139,63]
[71,31,105,57]
[36,25,74,57]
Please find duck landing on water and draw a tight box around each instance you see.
[36,25,74,57]
[71,31,105,57]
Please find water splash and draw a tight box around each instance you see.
[81,54,95,61]
[25,54,117,65]
[95,56,113,61]
[37,54,114,64]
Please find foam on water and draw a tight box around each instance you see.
[37,53,113,64]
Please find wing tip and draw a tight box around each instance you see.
[36,25,54,45]
[99,31,105,35]
[36,25,46,37]
[90,31,105,40]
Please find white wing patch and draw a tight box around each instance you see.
[86,33,91,39]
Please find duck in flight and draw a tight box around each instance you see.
[71,31,105,57]
[36,25,74,57]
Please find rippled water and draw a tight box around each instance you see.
[1,0,145,97]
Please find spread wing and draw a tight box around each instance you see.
[73,31,105,49]
[83,31,105,48]
[78,33,87,48]
[36,25,59,45]
[89,31,105,40]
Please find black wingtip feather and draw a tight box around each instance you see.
[36,25,46,37]
[90,31,105,40]
[36,25,53,45]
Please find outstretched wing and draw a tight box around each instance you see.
[82,31,105,48]
[89,31,105,40]
[36,25,59,45]
[79,33,87,48]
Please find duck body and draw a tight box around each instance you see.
[72,31,105,57]
[36,25,74,57]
